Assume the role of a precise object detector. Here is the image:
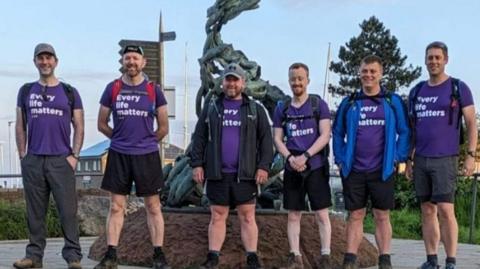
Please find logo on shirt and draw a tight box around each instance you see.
[223,108,241,127]
[359,106,384,126]
[414,96,445,118]
[29,93,63,117]
[116,95,149,118]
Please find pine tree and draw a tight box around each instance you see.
[329,16,421,96]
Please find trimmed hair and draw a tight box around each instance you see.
[360,55,383,67]
[289,62,309,78]
[426,41,448,57]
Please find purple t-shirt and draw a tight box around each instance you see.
[413,78,474,157]
[273,97,330,170]
[221,98,242,173]
[16,82,83,155]
[353,98,385,172]
[99,80,167,155]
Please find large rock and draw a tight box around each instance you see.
[89,210,378,268]
[77,196,110,236]
[77,195,145,236]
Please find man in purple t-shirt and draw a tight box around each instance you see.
[14,43,85,269]
[333,55,410,269]
[273,63,332,269]
[190,63,273,269]
[406,42,477,269]
[95,45,170,269]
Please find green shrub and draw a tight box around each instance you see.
[0,199,64,240]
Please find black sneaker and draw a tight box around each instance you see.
[199,252,219,269]
[93,254,118,269]
[152,250,171,269]
[246,253,262,269]
[418,261,440,269]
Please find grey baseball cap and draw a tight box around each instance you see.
[223,63,246,79]
[34,43,56,58]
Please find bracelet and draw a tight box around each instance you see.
[71,152,80,160]
[286,154,293,162]
[467,150,476,158]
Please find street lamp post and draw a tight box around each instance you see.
[8,121,15,174]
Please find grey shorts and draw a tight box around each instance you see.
[413,155,458,203]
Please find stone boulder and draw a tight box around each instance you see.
[77,196,110,236]
[89,209,378,268]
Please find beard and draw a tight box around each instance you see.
[124,65,142,78]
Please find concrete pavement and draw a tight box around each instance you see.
[0,236,479,268]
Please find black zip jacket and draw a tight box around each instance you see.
[189,93,273,181]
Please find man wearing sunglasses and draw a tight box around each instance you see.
[95,45,170,269]
[14,43,85,269]
[406,42,477,269]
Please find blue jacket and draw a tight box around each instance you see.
[332,90,410,181]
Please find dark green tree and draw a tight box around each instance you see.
[329,16,421,96]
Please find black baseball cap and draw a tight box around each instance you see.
[122,45,144,56]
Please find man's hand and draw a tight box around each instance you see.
[464,156,476,177]
[405,161,413,181]
[192,167,205,184]
[66,155,78,171]
[255,169,269,184]
[289,156,307,172]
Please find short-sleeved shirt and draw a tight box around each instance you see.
[99,80,167,155]
[16,82,83,155]
[273,97,330,170]
[413,78,474,157]
[221,98,242,173]
[353,98,385,172]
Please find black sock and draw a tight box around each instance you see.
[153,246,164,256]
[446,257,456,265]
[379,254,391,264]
[427,254,438,265]
[246,251,257,257]
[344,253,357,263]
[106,245,117,258]
[208,250,220,256]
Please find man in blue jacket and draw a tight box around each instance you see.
[333,55,410,269]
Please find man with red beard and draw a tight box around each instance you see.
[273,63,332,269]
[190,63,273,269]
[95,45,170,269]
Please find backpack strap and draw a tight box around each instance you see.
[60,82,76,121]
[449,77,462,128]
[248,98,257,121]
[19,82,34,132]
[111,79,123,105]
[146,81,157,116]
[408,81,426,127]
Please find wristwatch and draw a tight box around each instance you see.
[71,152,80,160]
[303,151,311,159]
[467,150,476,158]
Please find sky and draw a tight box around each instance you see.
[0,0,479,174]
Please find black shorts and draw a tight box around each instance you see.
[101,149,164,197]
[206,173,257,207]
[283,167,332,211]
[342,170,394,211]
[413,155,457,203]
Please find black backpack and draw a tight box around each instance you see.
[19,82,76,131]
[408,78,464,144]
[277,94,330,163]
